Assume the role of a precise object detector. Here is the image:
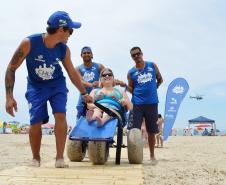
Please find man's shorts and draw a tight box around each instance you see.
[127,104,159,134]
[76,95,86,119]
[25,85,68,125]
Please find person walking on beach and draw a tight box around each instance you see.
[75,46,127,119]
[127,46,163,163]
[156,114,164,148]
[5,11,92,168]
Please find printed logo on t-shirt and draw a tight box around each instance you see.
[35,64,55,80]
[53,58,62,65]
[147,67,153,72]
[137,72,152,84]
[34,55,45,62]
[134,71,139,76]
[92,66,97,70]
[83,71,95,82]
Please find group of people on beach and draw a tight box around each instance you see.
[5,11,163,168]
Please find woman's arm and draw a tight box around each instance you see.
[119,90,133,110]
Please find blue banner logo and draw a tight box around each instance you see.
[163,78,189,141]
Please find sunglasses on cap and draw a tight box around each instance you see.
[101,73,113,77]
[131,52,141,58]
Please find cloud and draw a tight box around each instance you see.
[1,0,226,127]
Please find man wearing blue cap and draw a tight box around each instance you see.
[75,46,127,119]
[75,46,104,119]
[5,11,92,168]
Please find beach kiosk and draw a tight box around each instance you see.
[188,116,216,136]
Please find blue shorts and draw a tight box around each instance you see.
[76,95,86,119]
[127,104,159,134]
[25,85,68,125]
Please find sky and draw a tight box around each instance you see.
[0,0,226,130]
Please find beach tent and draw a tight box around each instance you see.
[188,116,216,135]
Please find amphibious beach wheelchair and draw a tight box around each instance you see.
[67,101,143,165]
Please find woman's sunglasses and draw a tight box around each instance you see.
[101,73,113,77]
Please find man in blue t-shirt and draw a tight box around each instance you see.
[75,46,105,119]
[127,46,163,163]
[5,11,92,168]
[75,46,127,119]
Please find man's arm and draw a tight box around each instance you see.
[86,89,97,109]
[114,79,127,87]
[153,63,163,88]
[120,90,133,110]
[5,38,30,116]
[126,73,133,93]
[62,47,92,102]
[98,63,105,73]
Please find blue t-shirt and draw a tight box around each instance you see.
[128,61,158,105]
[76,62,100,107]
[79,62,100,93]
[26,33,67,88]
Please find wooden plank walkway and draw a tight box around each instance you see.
[0,149,144,185]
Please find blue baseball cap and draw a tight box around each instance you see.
[47,11,81,29]
[81,46,92,54]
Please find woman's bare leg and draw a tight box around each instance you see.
[86,108,102,122]
[96,112,111,127]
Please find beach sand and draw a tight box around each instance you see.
[0,135,226,185]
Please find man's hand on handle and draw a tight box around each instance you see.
[83,94,93,103]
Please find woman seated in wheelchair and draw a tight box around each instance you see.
[86,68,133,127]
